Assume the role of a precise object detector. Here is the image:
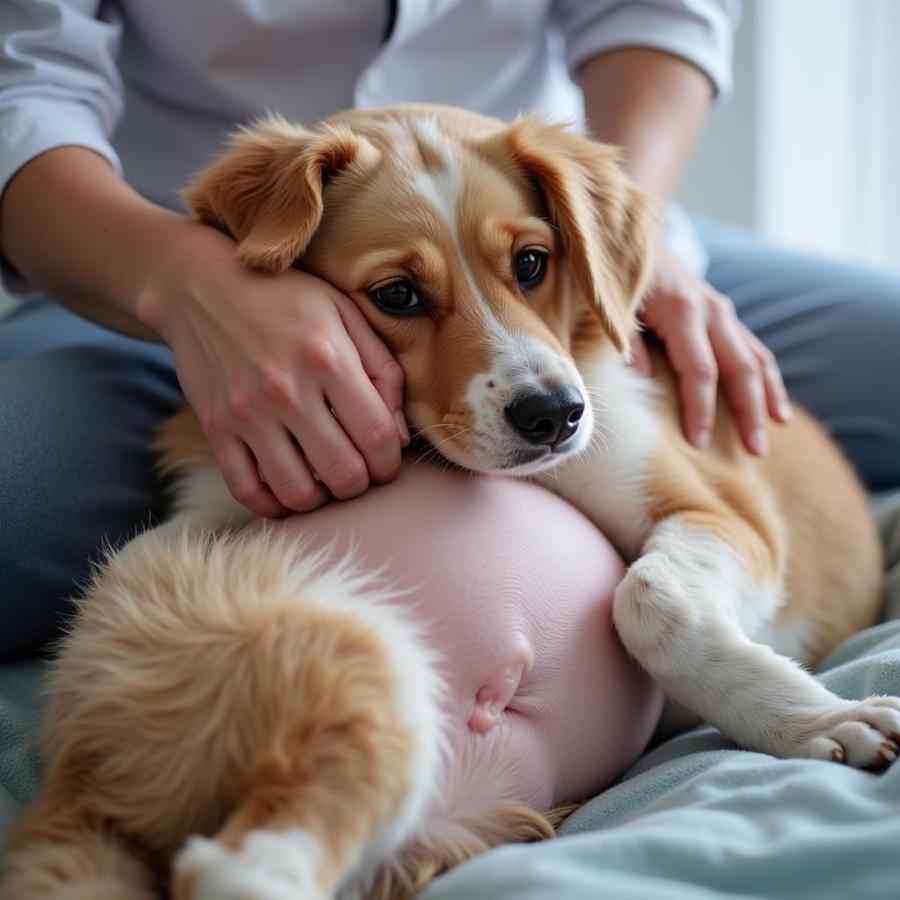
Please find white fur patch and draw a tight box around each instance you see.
[408,117,459,220]
[408,118,482,302]
[460,318,592,474]
[177,830,323,900]
[537,349,659,560]
[754,615,816,663]
[615,518,784,674]
[167,467,253,530]
[610,516,819,757]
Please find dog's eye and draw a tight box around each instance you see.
[515,249,548,290]
[370,280,425,316]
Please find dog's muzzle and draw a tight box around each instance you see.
[504,384,585,449]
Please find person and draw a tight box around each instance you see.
[1,0,898,665]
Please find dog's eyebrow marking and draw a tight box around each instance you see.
[407,117,482,302]
[346,248,409,284]
[409,116,449,172]
[408,118,460,225]
[347,245,444,291]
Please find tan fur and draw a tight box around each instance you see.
[485,116,656,354]
[153,404,215,480]
[4,529,418,898]
[644,344,881,661]
[762,404,883,662]
[1,806,157,900]
[367,804,556,900]
[186,115,380,273]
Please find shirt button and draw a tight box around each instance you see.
[361,67,386,95]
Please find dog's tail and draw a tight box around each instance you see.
[361,737,565,900]
[365,802,558,900]
[2,524,446,900]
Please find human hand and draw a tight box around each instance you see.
[630,239,792,455]
[139,222,409,517]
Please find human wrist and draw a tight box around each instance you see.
[133,217,235,345]
[579,48,712,205]
[1,147,201,340]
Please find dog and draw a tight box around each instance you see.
[3,103,894,900]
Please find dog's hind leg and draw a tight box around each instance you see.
[4,523,443,900]
[169,537,446,900]
[1,794,157,900]
[171,612,443,900]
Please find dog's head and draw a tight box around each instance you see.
[186,105,656,475]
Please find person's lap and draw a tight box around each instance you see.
[1,224,899,660]
[0,300,181,658]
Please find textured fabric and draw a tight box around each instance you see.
[0,300,181,658]
[0,0,738,293]
[3,489,900,892]
[419,489,900,900]
[556,0,737,93]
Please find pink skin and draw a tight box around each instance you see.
[243,459,663,811]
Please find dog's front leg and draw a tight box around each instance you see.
[614,515,900,767]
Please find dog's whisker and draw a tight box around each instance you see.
[410,426,474,468]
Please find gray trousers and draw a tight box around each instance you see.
[2,220,899,659]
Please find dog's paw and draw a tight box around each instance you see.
[173,830,326,900]
[795,697,900,769]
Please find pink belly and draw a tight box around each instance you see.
[242,458,662,809]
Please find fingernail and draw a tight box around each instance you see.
[780,400,793,421]
[752,428,769,455]
[694,429,710,449]
[395,410,411,444]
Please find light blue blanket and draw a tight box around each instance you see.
[3,493,900,898]
[421,491,900,900]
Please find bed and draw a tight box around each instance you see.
[3,491,900,899]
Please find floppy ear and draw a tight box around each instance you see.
[487,116,658,354]
[184,114,378,273]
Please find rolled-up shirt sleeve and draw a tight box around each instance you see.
[0,0,123,294]
[554,0,740,101]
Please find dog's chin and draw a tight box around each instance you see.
[457,436,586,477]
[410,422,590,477]
[496,454,559,477]
[496,442,582,476]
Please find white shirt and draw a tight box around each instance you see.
[0,0,738,293]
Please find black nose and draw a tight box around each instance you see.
[504,385,585,447]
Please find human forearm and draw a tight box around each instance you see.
[0,142,408,518]
[579,48,713,205]
[0,146,196,340]
[579,46,789,455]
